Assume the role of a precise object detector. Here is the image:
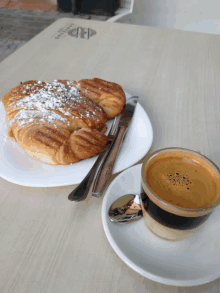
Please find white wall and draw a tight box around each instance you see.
[133,0,220,34]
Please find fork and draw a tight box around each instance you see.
[68,115,120,202]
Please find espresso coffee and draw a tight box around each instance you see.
[145,151,220,209]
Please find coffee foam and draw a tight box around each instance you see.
[144,151,220,209]
[164,173,192,189]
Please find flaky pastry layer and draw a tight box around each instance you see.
[2,78,125,165]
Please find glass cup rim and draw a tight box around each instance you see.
[141,147,220,217]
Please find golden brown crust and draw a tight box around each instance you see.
[2,80,109,165]
[2,78,126,165]
[12,124,108,165]
[74,78,126,119]
[3,80,108,132]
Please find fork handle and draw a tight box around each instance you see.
[68,143,112,201]
[92,126,127,198]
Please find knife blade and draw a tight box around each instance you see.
[92,96,139,198]
[68,114,121,201]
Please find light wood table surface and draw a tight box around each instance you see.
[0,18,220,293]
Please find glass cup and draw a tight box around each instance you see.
[140,147,220,240]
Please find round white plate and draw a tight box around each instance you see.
[0,92,153,187]
[102,164,220,287]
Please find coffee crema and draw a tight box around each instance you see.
[145,151,220,209]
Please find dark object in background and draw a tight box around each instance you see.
[78,0,119,16]
[57,0,72,12]
[57,0,119,16]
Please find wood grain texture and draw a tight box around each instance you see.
[0,18,220,293]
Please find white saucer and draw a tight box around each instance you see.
[102,164,220,287]
[0,92,153,187]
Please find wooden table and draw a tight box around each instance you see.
[0,18,220,293]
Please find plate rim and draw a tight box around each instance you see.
[101,164,220,287]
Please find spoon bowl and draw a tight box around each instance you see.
[109,194,143,223]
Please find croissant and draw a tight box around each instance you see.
[2,78,125,165]
[74,78,126,119]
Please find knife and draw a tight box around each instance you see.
[68,114,121,201]
[92,96,139,198]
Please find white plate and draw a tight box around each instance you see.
[0,92,153,187]
[102,164,220,287]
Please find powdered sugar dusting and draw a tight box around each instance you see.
[9,80,92,127]
[13,110,68,126]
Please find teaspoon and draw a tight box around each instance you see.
[108,194,143,223]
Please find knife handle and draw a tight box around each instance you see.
[92,126,127,198]
[68,143,111,201]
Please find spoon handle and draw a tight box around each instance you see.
[92,126,127,197]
